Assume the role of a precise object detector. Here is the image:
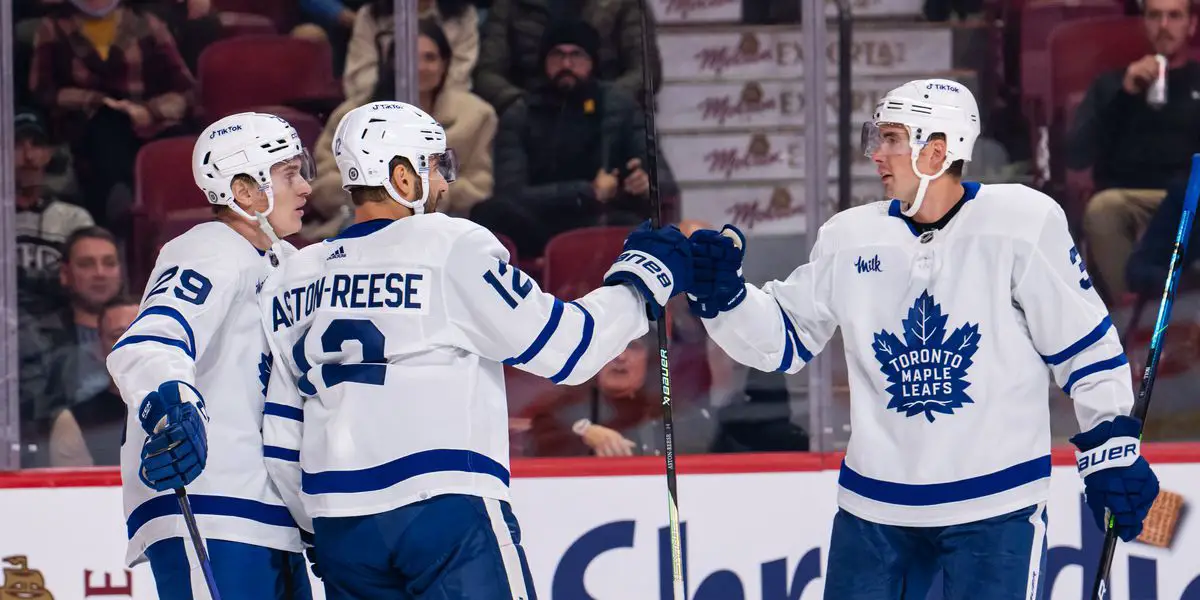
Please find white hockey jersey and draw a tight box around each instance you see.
[260,214,648,528]
[704,182,1133,527]
[108,222,302,566]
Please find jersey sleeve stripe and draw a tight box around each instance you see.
[126,494,296,539]
[125,306,197,358]
[775,302,812,368]
[549,302,595,384]
[301,448,510,495]
[1040,316,1114,365]
[264,402,304,422]
[504,298,565,366]
[1062,354,1129,395]
[111,335,194,359]
[838,455,1051,506]
[264,445,301,462]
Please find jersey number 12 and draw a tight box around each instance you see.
[294,318,388,393]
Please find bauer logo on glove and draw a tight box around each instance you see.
[614,250,672,287]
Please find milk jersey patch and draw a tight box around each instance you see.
[872,291,980,422]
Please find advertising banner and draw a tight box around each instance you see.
[2,456,1199,599]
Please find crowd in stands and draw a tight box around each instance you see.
[9,0,1200,467]
[9,0,804,468]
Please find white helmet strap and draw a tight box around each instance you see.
[902,140,954,218]
[380,156,430,215]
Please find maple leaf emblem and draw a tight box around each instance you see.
[871,291,981,423]
[258,352,273,398]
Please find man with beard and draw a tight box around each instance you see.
[14,110,93,311]
[471,20,654,258]
[1068,0,1200,303]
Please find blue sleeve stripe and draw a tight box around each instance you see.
[838,455,1051,506]
[777,302,812,365]
[122,306,197,358]
[302,448,510,494]
[505,299,565,366]
[1041,316,1114,365]
[126,494,296,539]
[776,314,795,372]
[111,335,194,359]
[264,445,301,462]
[264,402,304,422]
[1063,354,1129,395]
[550,302,595,384]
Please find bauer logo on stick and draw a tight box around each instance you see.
[872,291,981,422]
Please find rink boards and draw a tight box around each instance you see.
[1,447,1199,600]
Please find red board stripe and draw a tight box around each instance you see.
[2,444,1198,489]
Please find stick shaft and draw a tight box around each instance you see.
[1089,153,1200,599]
[176,488,223,600]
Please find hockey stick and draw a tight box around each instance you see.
[1090,153,1200,600]
[635,2,685,599]
[176,488,223,600]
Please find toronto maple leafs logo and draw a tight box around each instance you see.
[258,352,273,398]
[872,291,981,422]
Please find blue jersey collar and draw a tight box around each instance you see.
[328,218,394,241]
[888,181,981,237]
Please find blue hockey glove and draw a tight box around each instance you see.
[687,224,747,319]
[603,221,693,319]
[1070,415,1159,542]
[137,381,209,492]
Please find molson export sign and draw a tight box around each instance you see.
[660,131,878,182]
[646,0,925,23]
[658,28,953,79]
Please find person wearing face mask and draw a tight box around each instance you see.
[28,0,195,228]
[685,79,1159,600]
[106,113,315,599]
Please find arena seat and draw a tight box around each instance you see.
[542,226,634,301]
[197,35,340,120]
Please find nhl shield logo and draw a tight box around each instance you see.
[872,291,980,422]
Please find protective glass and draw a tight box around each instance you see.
[860,122,913,159]
[270,149,316,189]
[431,148,459,183]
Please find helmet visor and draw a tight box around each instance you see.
[431,148,458,183]
[860,122,912,159]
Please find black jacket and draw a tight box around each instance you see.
[1067,62,1200,190]
[493,79,651,221]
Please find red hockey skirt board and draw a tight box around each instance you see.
[2,445,1199,600]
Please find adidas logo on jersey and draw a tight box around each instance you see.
[327,246,347,260]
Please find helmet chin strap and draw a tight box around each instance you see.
[228,183,283,266]
[382,168,430,215]
[901,148,953,218]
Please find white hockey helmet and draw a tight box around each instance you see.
[861,78,980,216]
[193,112,313,224]
[333,101,458,215]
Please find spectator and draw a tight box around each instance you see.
[14,109,94,309]
[519,331,717,457]
[1125,181,1200,296]
[1068,0,1200,302]
[29,0,196,226]
[473,0,662,116]
[470,20,655,258]
[343,0,479,102]
[46,227,125,407]
[304,18,495,238]
[48,294,139,467]
[295,0,368,76]
[135,0,224,73]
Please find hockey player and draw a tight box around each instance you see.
[685,79,1160,599]
[258,100,690,599]
[107,112,316,599]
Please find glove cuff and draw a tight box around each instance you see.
[604,250,675,306]
[1075,436,1141,478]
[138,380,204,435]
